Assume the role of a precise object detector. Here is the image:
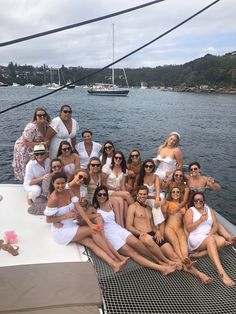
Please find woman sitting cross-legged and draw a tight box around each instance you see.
[87,185,177,275]
[184,192,235,287]
[44,172,128,272]
[101,151,134,226]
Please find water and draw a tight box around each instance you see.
[0,86,236,223]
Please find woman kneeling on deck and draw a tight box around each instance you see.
[184,192,235,287]
[44,172,127,272]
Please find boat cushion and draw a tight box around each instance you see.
[0,262,101,313]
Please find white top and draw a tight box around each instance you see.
[75,141,102,169]
[49,117,79,159]
[188,204,213,252]
[155,155,176,181]
[100,155,112,167]
[23,158,51,186]
[102,164,127,189]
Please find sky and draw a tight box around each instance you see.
[0,0,235,68]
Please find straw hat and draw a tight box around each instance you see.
[33,144,47,153]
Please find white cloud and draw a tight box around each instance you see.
[0,0,235,67]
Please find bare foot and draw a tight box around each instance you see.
[226,236,236,245]
[189,251,207,258]
[219,273,235,287]
[111,262,122,273]
[183,257,197,269]
[199,273,213,285]
[27,197,33,206]
[159,264,176,276]
[120,256,130,264]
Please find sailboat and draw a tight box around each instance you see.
[47,69,67,90]
[88,24,129,96]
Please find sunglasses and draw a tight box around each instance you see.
[90,163,101,167]
[62,147,71,152]
[131,154,139,158]
[63,110,72,114]
[172,190,180,194]
[114,156,122,160]
[78,175,88,184]
[36,114,46,118]
[52,165,62,169]
[34,152,46,156]
[194,199,204,204]
[105,145,113,150]
[145,164,154,169]
[97,192,107,198]
[190,167,198,171]
[174,174,183,178]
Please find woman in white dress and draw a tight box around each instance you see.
[155,132,184,182]
[184,192,235,287]
[100,141,115,167]
[44,172,127,272]
[89,185,176,275]
[57,140,80,180]
[46,105,79,159]
[75,130,102,169]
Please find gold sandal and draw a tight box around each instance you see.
[0,239,19,256]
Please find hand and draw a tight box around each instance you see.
[154,199,160,208]
[67,210,77,219]
[207,176,215,184]
[139,232,147,239]
[43,173,51,180]
[90,223,102,233]
[154,230,164,243]
[200,212,208,222]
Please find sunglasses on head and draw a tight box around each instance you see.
[114,156,122,160]
[62,147,71,152]
[131,154,139,158]
[36,114,46,118]
[97,192,107,198]
[105,145,113,150]
[78,174,88,184]
[90,163,101,167]
[174,174,183,178]
[190,167,198,171]
[145,164,154,169]
[34,152,45,156]
[63,110,72,114]
[194,199,204,204]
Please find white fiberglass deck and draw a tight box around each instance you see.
[0,184,88,267]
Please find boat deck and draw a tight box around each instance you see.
[0,184,102,313]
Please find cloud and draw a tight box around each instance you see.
[0,0,235,67]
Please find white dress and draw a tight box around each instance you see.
[49,117,79,159]
[144,183,165,226]
[188,205,213,252]
[102,164,127,195]
[75,141,102,169]
[155,155,177,181]
[97,207,131,250]
[44,196,79,245]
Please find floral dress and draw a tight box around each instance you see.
[12,122,46,181]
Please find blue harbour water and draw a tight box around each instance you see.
[0,86,236,223]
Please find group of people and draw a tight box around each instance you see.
[12,106,235,287]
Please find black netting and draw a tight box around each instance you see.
[87,246,236,314]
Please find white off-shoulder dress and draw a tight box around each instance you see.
[44,196,79,245]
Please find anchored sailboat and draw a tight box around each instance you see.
[88,24,129,96]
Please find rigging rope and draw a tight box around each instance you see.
[0,0,220,115]
[0,0,164,47]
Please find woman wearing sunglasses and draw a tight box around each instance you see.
[184,192,235,287]
[28,158,63,215]
[102,151,134,225]
[13,107,50,181]
[23,144,51,206]
[125,149,142,195]
[163,168,190,209]
[46,105,78,159]
[44,172,127,273]
[75,129,102,169]
[57,140,80,180]
[87,157,103,203]
[155,131,184,182]
[89,185,176,275]
[136,159,165,238]
[100,141,115,167]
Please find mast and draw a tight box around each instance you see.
[58,69,61,86]
[112,23,115,87]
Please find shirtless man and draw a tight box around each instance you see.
[126,185,181,266]
[126,185,213,284]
